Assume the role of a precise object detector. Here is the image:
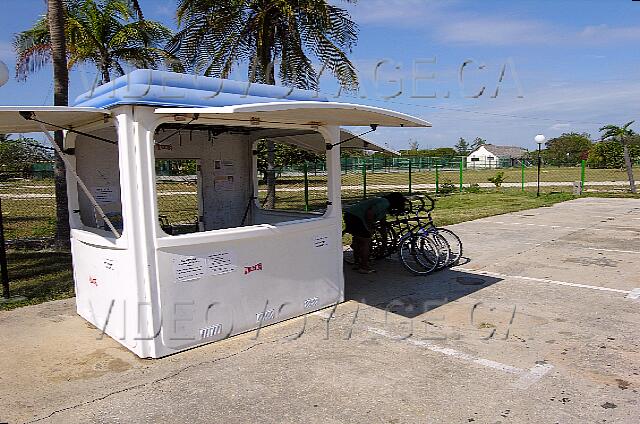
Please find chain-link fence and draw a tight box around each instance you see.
[1,156,638,246]
[156,159,200,235]
[1,155,638,307]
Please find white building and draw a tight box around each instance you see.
[466,144,528,169]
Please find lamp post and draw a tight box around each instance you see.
[534,134,546,197]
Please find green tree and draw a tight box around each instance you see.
[454,137,470,155]
[599,121,637,193]
[255,141,323,174]
[470,137,486,150]
[544,132,592,166]
[14,0,176,84]
[398,147,456,158]
[0,135,53,174]
[428,147,457,158]
[170,0,359,208]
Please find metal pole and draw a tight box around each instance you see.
[0,197,10,299]
[537,143,542,197]
[580,159,586,194]
[362,160,367,199]
[459,158,464,192]
[303,162,309,212]
[408,158,413,195]
[521,160,525,192]
[435,165,439,194]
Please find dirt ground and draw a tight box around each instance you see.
[1,197,639,423]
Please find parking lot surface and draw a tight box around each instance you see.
[1,197,639,423]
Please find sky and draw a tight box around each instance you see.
[0,0,639,151]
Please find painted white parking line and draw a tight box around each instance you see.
[487,220,586,231]
[626,288,640,301]
[582,246,640,254]
[368,327,553,389]
[486,219,640,233]
[456,268,633,295]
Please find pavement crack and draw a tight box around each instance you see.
[25,335,292,423]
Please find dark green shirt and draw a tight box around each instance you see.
[345,197,390,224]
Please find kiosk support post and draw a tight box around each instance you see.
[0,197,10,299]
[303,162,309,212]
[408,159,413,195]
[362,161,367,199]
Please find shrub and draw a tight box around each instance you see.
[488,171,505,187]
[466,183,481,193]
[439,180,456,195]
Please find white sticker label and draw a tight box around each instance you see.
[93,187,116,205]
[174,257,206,282]
[207,251,236,275]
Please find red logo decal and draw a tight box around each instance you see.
[244,263,263,275]
[89,276,98,286]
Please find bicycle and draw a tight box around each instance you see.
[342,193,462,275]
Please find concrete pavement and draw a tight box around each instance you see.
[1,197,639,423]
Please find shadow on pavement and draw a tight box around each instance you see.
[344,257,502,319]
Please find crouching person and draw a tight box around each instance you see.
[343,192,406,274]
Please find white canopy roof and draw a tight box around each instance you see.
[0,106,110,133]
[155,101,431,128]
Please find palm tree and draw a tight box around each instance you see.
[169,0,359,207]
[14,0,177,84]
[48,0,71,249]
[600,121,637,193]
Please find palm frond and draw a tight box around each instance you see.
[173,0,359,90]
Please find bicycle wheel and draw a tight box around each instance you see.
[399,234,440,275]
[429,232,451,270]
[371,223,396,259]
[416,233,441,273]
[435,228,463,266]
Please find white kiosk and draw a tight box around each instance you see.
[0,70,430,358]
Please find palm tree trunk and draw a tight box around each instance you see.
[48,0,70,250]
[100,61,111,83]
[622,143,637,193]
[259,46,277,209]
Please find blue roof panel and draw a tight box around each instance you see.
[74,69,328,109]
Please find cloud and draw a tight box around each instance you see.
[436,18,557,45]
[436,19,640,46]
[343,1,640,47]
[350,77,640,150]
[344,0,446,26]
[578,24,640,43]
[549,123,571,131]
